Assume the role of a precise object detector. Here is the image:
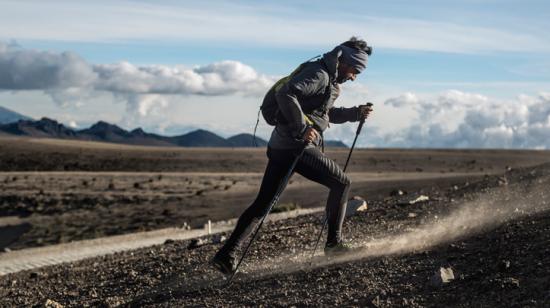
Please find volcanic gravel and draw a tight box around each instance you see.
[1,164,549,307]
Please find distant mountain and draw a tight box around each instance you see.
[324,140,348,148]
[79,121,130,140]
[0,118,348,148]
[0,117,77,138]
[171,129,230,147]
[77,121,173,146]
[0,106,33,124]
[227,133,268,147]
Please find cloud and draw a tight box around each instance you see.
[379,91,550,149]
[1,1,549,54]
[0,41,96,90]
[0,42,274,116]
[384,92,419,108]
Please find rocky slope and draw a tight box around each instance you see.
[1,163,549,307]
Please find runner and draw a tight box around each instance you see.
[212,37,374,275]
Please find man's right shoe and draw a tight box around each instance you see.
[210,251,237,276]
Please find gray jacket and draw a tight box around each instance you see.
[265,47,360,149]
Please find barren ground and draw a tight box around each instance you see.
[1,136,549,251]
[0,136,549,307]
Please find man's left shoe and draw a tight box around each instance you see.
[210,251,237,276]
[324,241,354,256]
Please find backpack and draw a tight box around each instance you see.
[252,57,321,146]
[260,62,306,125]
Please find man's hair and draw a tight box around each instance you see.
[341,36,372,56]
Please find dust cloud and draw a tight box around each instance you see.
[248,170,549,276]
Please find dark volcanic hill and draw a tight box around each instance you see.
[0,118,272,147]
[171,129,230,147]
[0,117,77,138]
[227,133,268,147]
[324,140,347,148]
[78,122,173,146]
[0,106,33,124]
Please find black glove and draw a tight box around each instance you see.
[356,103,374,121]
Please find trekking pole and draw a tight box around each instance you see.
[226,144,307,286]
[309,103,372,261]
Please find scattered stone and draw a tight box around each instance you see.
[345,196,368,217]
[430,267,455,287]
[212,234,227,244]
[390,189,406,197]
[44,299,64,308]
[398,195,430,206]
[409,195,429,204]
[29,272,39,279]
[497,177,508,186]
[498,260,511,272]
[88,288,98,298]
[371,295,381,307]
[408,212,417,218]
[187,238,207,250]
[501,277,520,289]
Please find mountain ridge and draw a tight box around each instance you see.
[0,106,33,124]
[0,117,347,148]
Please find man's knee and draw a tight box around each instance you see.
[342,171,351,186]
[335,173,351,189]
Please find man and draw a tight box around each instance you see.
[212,37,373,275]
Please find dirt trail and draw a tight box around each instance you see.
[0,207,321,276]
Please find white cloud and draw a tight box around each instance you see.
[377,91,550,149]
[0,1,548,54]
[384,92,419,108]
[0,42,274,116]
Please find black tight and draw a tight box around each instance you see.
[219,146,351,255]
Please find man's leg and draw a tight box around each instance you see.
[214,148,295,270]
[294,147,351,245]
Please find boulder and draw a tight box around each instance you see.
[430,266,455,287]
[346,196,368,217]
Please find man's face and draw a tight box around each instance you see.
[336,62,360,84]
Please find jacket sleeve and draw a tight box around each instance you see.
[328,106,359,124]
[275,68,329,138]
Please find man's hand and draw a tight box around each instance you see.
[358,103,374,121]
[303,126,320,143]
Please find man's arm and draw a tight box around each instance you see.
[329,103,373,124]
[328,106,360,124]
[275,68,328,138]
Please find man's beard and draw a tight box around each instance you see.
[336,75,349,84]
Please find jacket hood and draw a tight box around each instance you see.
[321,46,342,81]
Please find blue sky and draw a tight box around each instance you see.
[1,0,549,148]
